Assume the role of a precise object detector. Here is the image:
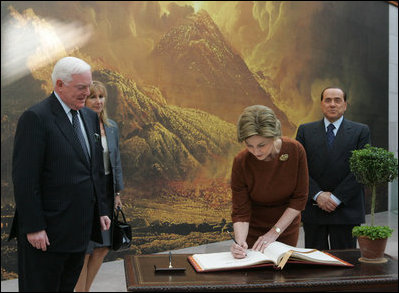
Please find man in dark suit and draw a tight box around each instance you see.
[9,56,111,291]
[296,87,370,250]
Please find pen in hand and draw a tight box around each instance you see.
[227,230,247,257]
[227,230,238,244]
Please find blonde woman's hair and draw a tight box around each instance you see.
[237,105,281,142]
[88,81,111,126]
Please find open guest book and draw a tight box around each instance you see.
[188,241,353,272]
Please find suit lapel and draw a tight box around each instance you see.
[310,120,331,170]
[313,119,329,152]
[333,119,350,147]
[50,95,91,168]
[330,118,352,159]
[104,123,114,153]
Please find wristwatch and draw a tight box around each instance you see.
[273,225,281,234]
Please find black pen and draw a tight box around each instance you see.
[227,230,238,244]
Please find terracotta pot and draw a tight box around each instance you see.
[357,236,388,263]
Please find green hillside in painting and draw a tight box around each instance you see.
[93,69,241,185]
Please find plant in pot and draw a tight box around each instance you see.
[349,144,398,263]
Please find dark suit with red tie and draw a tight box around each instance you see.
[296,118,370,249]
[9,93,106,291]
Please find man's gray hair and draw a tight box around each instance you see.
[51,56,91,87]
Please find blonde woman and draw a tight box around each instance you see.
[230,105,308,259]
[75,81,124,291]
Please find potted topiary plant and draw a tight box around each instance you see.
[350,144,398,263]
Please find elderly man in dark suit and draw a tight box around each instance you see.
[296,87,370,250]
[9,56,111,292]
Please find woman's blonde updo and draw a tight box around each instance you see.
[237,105,281,142]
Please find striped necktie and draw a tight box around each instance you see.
[326,123,336,149]
[71,110,90,163]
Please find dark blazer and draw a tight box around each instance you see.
[296,118,370,225]
[9,93,106,252]
[104,119,124,194]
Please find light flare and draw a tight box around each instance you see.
[192,1,203,13]
[1,6,93,85]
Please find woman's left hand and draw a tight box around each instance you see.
[252,231,278,252]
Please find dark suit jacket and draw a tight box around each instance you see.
[9,93,106,252]
[296,118,370,225]
[104,119,124,195]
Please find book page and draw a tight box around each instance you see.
[290,250,344,264]
[192,250,274,271]
[263,241,344,265]
[190,241,350,272]
[262,241,313,264]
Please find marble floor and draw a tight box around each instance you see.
[1,211,397,292]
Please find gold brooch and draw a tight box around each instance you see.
[279,154,289,161]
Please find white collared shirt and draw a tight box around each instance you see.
[324,116,343,136]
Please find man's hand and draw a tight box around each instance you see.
[316,192,338,212]
[100,215,111,231]
[27,230,50,251]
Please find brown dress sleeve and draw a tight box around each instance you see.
[231,150,252,223]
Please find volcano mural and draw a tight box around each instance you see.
[1,1,389,280]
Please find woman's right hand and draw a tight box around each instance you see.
[114,195,122,209]
[230,241,248,259]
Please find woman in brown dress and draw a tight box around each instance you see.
[230,105,309,259]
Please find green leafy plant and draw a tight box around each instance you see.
[352,225,393,240]
[350,144,398,239]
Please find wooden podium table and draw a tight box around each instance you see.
[124,249,398,292]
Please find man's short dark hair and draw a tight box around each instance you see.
[320,87,347,101]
